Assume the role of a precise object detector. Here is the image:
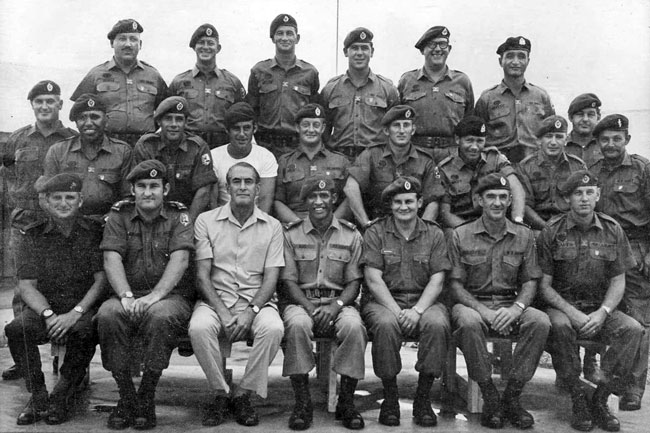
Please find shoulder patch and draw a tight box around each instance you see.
[167,201,188,210]
[111,198,136,211]
[283,219,304,231]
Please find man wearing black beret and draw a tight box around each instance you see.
[475,36,555,163]
[565,93,602,167]
[247,13,320,158]
[71,18,168,146]
[169,24,246,149]
[398,26,474,163]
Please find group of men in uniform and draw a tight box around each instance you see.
[1,12,649,433]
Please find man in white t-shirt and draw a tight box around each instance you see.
[210,102,277,212]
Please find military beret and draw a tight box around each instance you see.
[381,176,422,203]
[294,103,325,123]
[343,27,373,50]
[126,159,168,183]
[107,19,143,41]
[592,114,629,138]
[190,24,219,48]
[299,176,336,201]
[559,170,598,196]
[536,115,568,137]
[496,36,531,55]
[475,173,511,195]
[270,14,297,38]
[36,173,83,194]
[27,80,60,101]
[567,93,601,118]
[381,105,416,126]
[154,96,189,123]
[414,26,450,50]
[454,115,486,137]
[69,94,106,121]
[224,102,256,128]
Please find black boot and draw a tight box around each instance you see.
[570,383,593,432]
[336,375,364,430]
[591,385,620,432]
[108,371,136,430]
[502,379,534,429]
[16,388,49,425]
[378,377,400,426]
[134,369,160,430]
[231,392,259,426]
[45,375,75,425]
[413,373,437,427]
[288,374,313,430]
[2,363,23,380]
[478,379,503,429]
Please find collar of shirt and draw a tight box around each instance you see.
[294,144,327,160]
[567,130,597,146]
[535,150,571,167]
[154,134,189,152]
[497,79,530,95]
[303,214,341,235]
[70,135,113,154]
[566,211,604,232]
[343,69,377,85]
[128,204,169,222]
[382,142,420,162]
[474,215,518,237]
[417,65,452,83]
[270,57,305,70]
[27,120,67,137]
[192,65,221,79]
[42,216,89,236]
[108,57,144,71]
[385,216,428,241]
[454,153,488,171]
[215,203,271,229]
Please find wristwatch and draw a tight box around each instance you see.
[335,299,345,308]
[513,216,524,224]
[514,301,526,311]
[74,305,85,314]
[249,304,261,314]
[600,305,612,316]
[412,306,424,315]
[121,291,134,299]
[41,308,54,319]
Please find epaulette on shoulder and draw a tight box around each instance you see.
[437,154,454,167]
[596,211,619,225]
[325,74,345,86]
[365,216,386,229]
[630,153,650,165]
[338,219,357,231]
[185,134,207,146]
[399,69,418,81]
[9,125,32,138]
[512,219,531,229]
[483,146,501,154]
[565,153,586,164]
[78,215,105,230]
[17,219,47,234]
[485,83,500,92]
[518,153,536,165]
[453,218,478,230]
[166,201,188,210]
[283,219,304,231]
[139,60,154,68]
[422,218,441,229]
[375,74,394,85]
[546,213,565,226]
[136,132,159,145]
[111,198,135,211]
[108,135,130,146]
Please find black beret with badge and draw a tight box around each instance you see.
[496,36,531,55]
[414,26,450,50]
[294,103,325,123]
[154,96,189,123]
[299,176,336,201]
[107,19,143,41]
[536,115,568,137]
[567,93,601,117]
[270,13,297,38]
[475,173,511,195]
[592,114,629,138]
[126,159,168,183]
[343,27,373,50]
[69,94,106,121]
[381,105,416,126]
[454,115,486,137]
[35,173,83,193]
[381,176,422,203]
[224,102,256,128]
[190,24,219,48]
[559,170,598,197]
[27,80,61,101]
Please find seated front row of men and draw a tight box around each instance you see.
[5,160,643,432]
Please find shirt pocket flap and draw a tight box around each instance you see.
[97,81,120,92]
[98,171,120,184]
[292,85,312,96]
[260,83,278,94]
[137,83,158,95]
[414,253,430,264]
[365,96,388,108]
[614,182,639,194]
[329,96,350,109]
[295,248,317,261]
[15,147,39,162]
[503,254,522,267]
[215,88,235,102]
[589,244,616,261]
[181,89,200,99]
[461,254,488,266]
[553,246,577,261]
[445,91,466,104]
[404,91,427,102]
[328,249,351,262]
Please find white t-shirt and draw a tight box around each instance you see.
[211,143,278,206]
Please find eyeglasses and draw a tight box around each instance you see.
[427,41,449,50]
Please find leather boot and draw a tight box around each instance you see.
[570,384,593,431]
[45,375,75,425]
[591,385,620,432]
[134,369,160,430]
[478,379,503,429]
[413,373,436,427]
[2,364,22,380]
[336,375,364,430]
[288,375,313,430]
[16,388,49,425]
[108,371,136,430]
[502,379,534,429]
[378,377,400,426]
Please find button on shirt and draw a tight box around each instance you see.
[517,151,586,220]
[591,153,650,237]
[537,211,635,303]
[474,80,554,151]
[3,121,77,210]
[101,200,194,297]
[398,67,474,137]
[282,216,363,298]
[448,216,542,295]
[169,66,246,135]
[133,133,217,206]
[565,131,602,169]
[321,70,399,152]
[247,58,320,134]
[348,144,442,220]
[194,204,284,308]
[71,58,168,135]
[439,149,514,217]
[276,147,350,218]
[361,217,450,307]
[43,135,133,216]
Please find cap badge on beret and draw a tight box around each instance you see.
[46,82,53,92]
[360,31,367,40]
[519,37,525,45]
[554,120,562,129]
[405,109,412,118]
[283,15,289,22]
[150,169,157,178]
[315,107,321,116]
[87,99,95,108]
[205,27,213,36]
[617,119,623,128]
[404,180,411,190]
[582,175,590,184]
[500,177,507,186]
[318,180,326,189]
[480,124,486,133]
[70,181,78,189]
[132,21,138,30]
[176,102,183,111]
[591,102,597,108]
[442,28,448,36]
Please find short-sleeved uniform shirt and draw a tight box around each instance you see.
[398,66,474,137]
[438,148,514,218]
[16,216,103,313]
[590,152,650,239]
[3,121,77,212]
[321,70,400,153]
[517,151,587,220]
[194,204,284,308]
[101,199,194,297]
[361,217,451,307]
[210,144,278,207]
[276,146,350,218]
[448,216,542,296]
[169,66,246,138]
[43,135,133,216]
[537,211,636,304]
[133,133,217,206]
[348,143,442,220]
[565,131,602,169]
[474,80,554,151]
[282,216,363,300]
[247,58,320,134]
[71,58,168,135]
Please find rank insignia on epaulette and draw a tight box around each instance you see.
[284,219,303,230]
[202,154,211,165]
[180,213,190,226]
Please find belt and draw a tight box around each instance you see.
[474,291,518,301]
[257,130,298,146]
[305,288,339,298]
[412,135,455,149]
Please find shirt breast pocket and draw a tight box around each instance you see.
[215,88,235,103]
[98,171,120,186]
[292,84,312,97]
[96,81,121,93]
[327,249,351,284]
[403,91,427,103]
[259,83,278,95]
[553,246,577,261]
[444,91,466,106]
[413,253,431,286]
[15,147,39,163]
[125,232,143,274]
[589,244,616,261]
[283,169,305,184]
[181,89,200,100]
[328,96,350,110]
[295,248,317,282]
[524,101,546,118]
[364,96,388,109]
[613,180,639,195]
